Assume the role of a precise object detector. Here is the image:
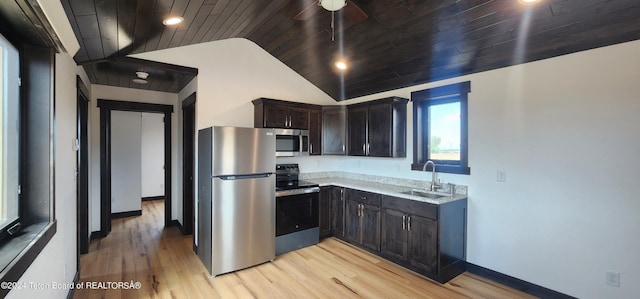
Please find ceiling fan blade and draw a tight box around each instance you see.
[294,1,321,21]
[344,0,368,23]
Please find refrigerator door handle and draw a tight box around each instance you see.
[216,173,273,180]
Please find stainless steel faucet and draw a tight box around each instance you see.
[422,160,437,191]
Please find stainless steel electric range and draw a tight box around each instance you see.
[275,164,320,255]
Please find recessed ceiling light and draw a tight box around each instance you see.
[520,0,540,4]
[163,16,184,26]
[335,60,347,70]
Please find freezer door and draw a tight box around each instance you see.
[211,174,275,276]
[211,126,275,176]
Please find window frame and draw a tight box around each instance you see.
[0,36,57,298]
[411,81,471,175]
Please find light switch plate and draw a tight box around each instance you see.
[497,170,506,182]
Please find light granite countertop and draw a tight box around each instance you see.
[305,176,467,205]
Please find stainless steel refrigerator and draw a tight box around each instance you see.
[197,126,275,276]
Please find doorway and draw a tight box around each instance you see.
[182,92,196,236]
[76,77,89,254]
[97,100,173,235]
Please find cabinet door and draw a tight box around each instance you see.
[367,103,392,157]
[288,107,309,129]
[322,108,346,155]
[331,187,345,238]
[263,103,289,128]
[408,215,438,275]
[308,109,322,155]
[381,208,408,262]
[348,107,368,156]
[319,186,332,238]
[361,203,381,252]
[345,199,362,245]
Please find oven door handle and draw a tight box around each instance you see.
[276,187,320,197]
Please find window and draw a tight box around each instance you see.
[411,81,470,174]
[0,32,20,242]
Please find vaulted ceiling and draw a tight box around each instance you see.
[58,0,640,100]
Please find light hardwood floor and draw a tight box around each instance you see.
[75,200,537,299]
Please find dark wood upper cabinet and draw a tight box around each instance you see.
[347,97,408,157]
[262,103,290,128]
[322,106,347,155]
[289,106,310,129]
[308,108,322,155]
[347,107,368,156]
[252,98,316,130]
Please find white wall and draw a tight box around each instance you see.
[136,37,640,298]
[111,111,143,213]
[6,52,79,299]
[89,86,178,232]
[132,38,336,129]
[141,113,165,198]
[282,40,640,298]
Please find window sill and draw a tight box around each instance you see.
[411,163,471,175]
[0,220,57,297]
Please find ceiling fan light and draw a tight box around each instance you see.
[320,0,346,11]
[132,78,148,84]
[136,71,149,79]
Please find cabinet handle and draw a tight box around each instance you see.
[407,216,411,231]
[402,215,406,230]
[342,144,345,153]
[310,143,313,154]
[288,115,291,127]
[362,144,366,155]
[367,143,370,155]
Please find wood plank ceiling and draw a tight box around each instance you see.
[60,0,640,100]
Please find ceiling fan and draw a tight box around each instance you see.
[294,0,368,22]
[294,0,368,40]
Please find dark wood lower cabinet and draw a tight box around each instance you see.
[318,185,467,283]
[319,186,332,238]
[381,194,466,283]
[344,189,381,252]
[407,214,438,275]
[331,187,345,238]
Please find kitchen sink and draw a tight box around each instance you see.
[399,190,447,199]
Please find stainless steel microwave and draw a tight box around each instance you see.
[274,129,309,157]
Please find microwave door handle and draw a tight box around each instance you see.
[300,134,305,153]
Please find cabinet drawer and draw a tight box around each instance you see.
[382,195,437,220]
[345,188,381,206]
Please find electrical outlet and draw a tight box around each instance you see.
[606,271,620,287]
[497,170,507,182]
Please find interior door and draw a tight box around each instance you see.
[76,79,89,254]
[182,95,195,235]
[110,111,142,214]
